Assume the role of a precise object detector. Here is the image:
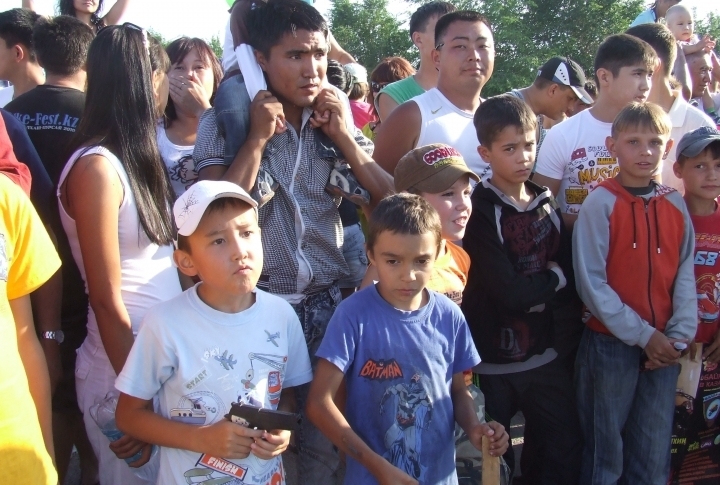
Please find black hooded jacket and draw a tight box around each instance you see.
[461,179,571,366]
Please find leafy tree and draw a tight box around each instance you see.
[329,0,415,71]
[407,0,644,95]
[695,11,720,54]
[208,35,224,60]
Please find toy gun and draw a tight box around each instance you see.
[227,402,301,431]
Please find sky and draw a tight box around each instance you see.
[0,0,717,44]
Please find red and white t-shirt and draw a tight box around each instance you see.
[690,203,720,343]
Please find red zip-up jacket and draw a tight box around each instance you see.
[572,178,697,347]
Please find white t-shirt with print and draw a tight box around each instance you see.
[535,109,616,214]
[157,125,196,198]
[116,285,313,485]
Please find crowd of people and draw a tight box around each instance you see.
[1,0,720,484]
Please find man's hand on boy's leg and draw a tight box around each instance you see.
[250,429,292,459]
[645,330,682,368]
[467,421,509,457]
[703,329,720,363]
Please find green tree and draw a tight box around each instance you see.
[409,0,644,95]
[695,11,720,54]
[208,35,224,60]
[329,0,415,71]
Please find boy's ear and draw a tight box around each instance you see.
[596,68,611,89]
[672,161,683,179]
[411,30,423,49]
[366,244,376,267]
[254,49,267,72]
[547,84,559,98]
[173,249,199,277]
[663,138,674,160]
[431,47,441,69]
[13,44,25,62]
[478,144,491,162]
[605,135,616,158]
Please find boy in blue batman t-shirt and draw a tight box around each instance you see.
[306,193,509,485]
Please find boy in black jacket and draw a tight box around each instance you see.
[462,94,581,483]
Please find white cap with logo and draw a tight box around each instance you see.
[174,180,258,237]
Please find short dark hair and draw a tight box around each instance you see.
[626,23,676,78]
[409,1,456,38]
[366,193,442,255]
[593,34,658,86]
[533,76,574,91]
[677,141,720,166]
[32,15,93,76]
[176,197,255,253]
[474,94,537,147]
[164,37,222,128]
[247,0,328,58]
[611,102,671,138]
[434,11,491,49]
[0,8,39,61]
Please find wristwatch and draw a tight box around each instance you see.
[40,330,64,344]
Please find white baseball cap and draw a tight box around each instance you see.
[174,180,258,237]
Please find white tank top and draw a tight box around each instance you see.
[57,146,182,355]
[414,88,491,180]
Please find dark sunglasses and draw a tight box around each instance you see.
[371,82,389,92]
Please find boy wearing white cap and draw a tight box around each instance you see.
[115,180,312,485]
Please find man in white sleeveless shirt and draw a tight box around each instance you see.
[373,10,494,180]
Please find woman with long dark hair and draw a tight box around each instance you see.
[160,37,222,197]
[57,24,180,485]
[22,0,132,32]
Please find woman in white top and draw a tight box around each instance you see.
[160,37,221,197]
[57,26,180,485]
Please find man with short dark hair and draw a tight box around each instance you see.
[0,8,42,105]
[375,1,456,121]
[5,14,97,485]
[193,1,393,483]
[374,10,494,179]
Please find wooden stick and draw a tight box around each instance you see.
[482,434,501,485]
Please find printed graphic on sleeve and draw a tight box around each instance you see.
[379,371,433,482]
[562,146,618,213]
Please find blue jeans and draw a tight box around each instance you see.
[575,328,680,485]
[338,223,368,289]
[214,72,251,165]
[284,285,344,485]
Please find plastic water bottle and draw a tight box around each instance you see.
[89,390,160,481]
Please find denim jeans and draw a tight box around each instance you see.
[283,285,344,485]
[575,328,680,485]
[338,223,368,289]
[214,72,251,165]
